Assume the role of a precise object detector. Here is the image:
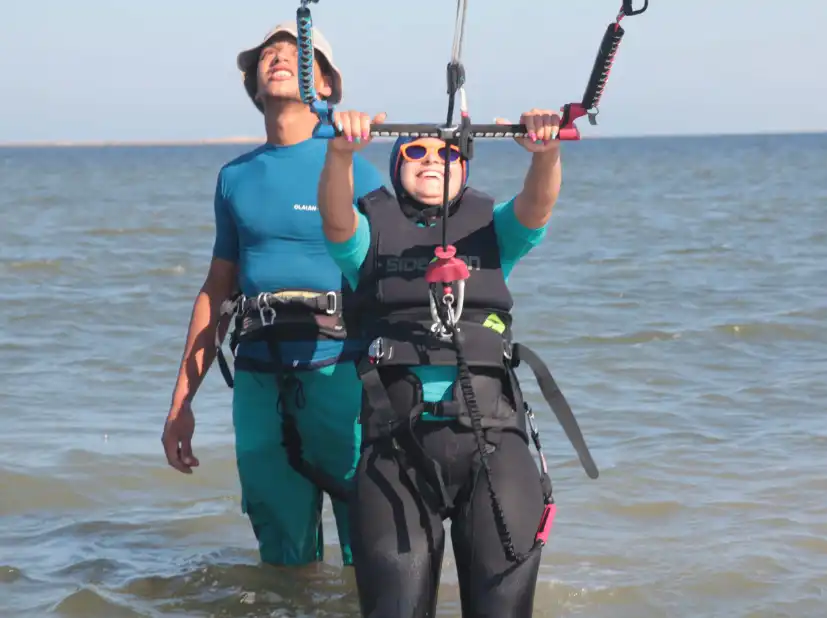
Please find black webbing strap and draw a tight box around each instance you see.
[356,357,455,514]
[217,347,235,388]
[398,420,455,517]
[356,356,399,439]
[505,367,554,502]
[264,339,350,503]
[513,343,599,480]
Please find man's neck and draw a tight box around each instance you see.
[263,101,318,146]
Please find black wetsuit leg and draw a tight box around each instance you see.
[349,432,447,618]
[451,428,545,618]
[350,423,545,618]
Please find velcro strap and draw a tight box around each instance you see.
[238,290,341,315]
[235,311,347,344]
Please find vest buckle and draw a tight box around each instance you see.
[216,293,242,350]
[368,337,385,363]
[257,293,276,326]
[525,403,549,477]
[325,291,338,315]
[428,279,466,339]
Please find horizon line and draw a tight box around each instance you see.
[0,128,824,148]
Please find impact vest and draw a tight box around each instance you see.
[352,186,530,438]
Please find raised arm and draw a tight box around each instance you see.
[507,109,563,230]
[319,149,358,243]
[318,110,387,244]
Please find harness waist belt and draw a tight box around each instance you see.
[215,288,347,389]
[356,341,599,480]
[237,290,341,316]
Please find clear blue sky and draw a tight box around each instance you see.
[1,0,824,142]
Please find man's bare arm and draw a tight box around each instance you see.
[169,257,238,408]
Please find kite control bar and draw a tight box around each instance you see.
[296,0,647,142]
[329,123,576,141]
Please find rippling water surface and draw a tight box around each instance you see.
[1,133,826,617]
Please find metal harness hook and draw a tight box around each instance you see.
[426,246,468,338]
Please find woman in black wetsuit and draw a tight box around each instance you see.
[316,108,598,618]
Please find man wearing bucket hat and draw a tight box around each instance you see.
[237,21,344,114]
[161,20,385,567]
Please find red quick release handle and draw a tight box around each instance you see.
[425,245,470,284]
[558,103,588,141]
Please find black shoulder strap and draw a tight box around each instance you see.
[357,186,395,216]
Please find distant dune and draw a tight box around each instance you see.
[0,136,266,148]
[0,135,406,148]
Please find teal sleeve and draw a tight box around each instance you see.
[326,154,383,290]
[325,154,382,289]
[212,171,239,262]
[325,211,370,291]
[493,196,549,281]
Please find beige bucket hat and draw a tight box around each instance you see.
[236,21,343,113]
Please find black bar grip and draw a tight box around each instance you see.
[364,123,526,139]
[581,23,625,112]
[325,123,580,141]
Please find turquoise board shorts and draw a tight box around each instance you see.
[231,361,362,566]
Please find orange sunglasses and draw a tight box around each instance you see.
[399,141,463,164]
